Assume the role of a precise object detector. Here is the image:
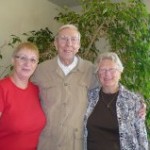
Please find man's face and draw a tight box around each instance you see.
[54,28,80,65]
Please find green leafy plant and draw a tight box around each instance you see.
[8,27,56,62]
[0,42,12,78]
[54,0,150,138]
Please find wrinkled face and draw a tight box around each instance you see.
[98,59,121,90]
[12,48,39,80]
[54,28,80,65]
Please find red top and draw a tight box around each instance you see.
[0,77,46,150]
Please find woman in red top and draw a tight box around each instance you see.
[0,42,46,150]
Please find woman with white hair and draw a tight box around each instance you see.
[84,52,148,150]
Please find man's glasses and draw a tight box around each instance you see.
[15,55,38,64]
[58,35,79,44]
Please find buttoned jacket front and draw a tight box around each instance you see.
[32,56,97,150]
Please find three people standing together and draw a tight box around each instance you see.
[0,24,148,150]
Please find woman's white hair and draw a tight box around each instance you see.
[96,52,124,72]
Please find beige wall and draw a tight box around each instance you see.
[144,0,150,11]
[0,0,62,78]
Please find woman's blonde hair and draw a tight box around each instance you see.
[12,42,39,59]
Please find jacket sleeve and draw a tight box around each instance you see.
[134,97,149,150]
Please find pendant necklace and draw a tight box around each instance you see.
[100,89,118,109]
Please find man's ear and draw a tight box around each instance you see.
[54,40,58,51]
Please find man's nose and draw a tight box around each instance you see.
[66,38,73,46]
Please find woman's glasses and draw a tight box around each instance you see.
[15,55,38,64]
[99,68,118,75]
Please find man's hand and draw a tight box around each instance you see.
[139,102,146,120]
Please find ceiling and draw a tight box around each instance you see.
[48,0,80,7]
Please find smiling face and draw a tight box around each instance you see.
[98,58,121,93]
[12,48,39,81]
[54,27,80,65]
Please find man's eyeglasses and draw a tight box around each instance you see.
[15,55,38,64]
[58,35,79,44]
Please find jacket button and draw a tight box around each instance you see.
[64,83,68,86]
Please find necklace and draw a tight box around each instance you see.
[100,89,118,108]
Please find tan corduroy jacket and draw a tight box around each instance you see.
[32,56,97,150]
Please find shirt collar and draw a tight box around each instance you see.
[57,56,78,75]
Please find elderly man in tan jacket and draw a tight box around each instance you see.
[32,24,97,150]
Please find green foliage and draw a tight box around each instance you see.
[8,28,56,62]
[0,42,12,78]
[55,0,150,138]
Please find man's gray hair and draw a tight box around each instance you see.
[55,24,81,40]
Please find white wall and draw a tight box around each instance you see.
[0,0,62,78]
